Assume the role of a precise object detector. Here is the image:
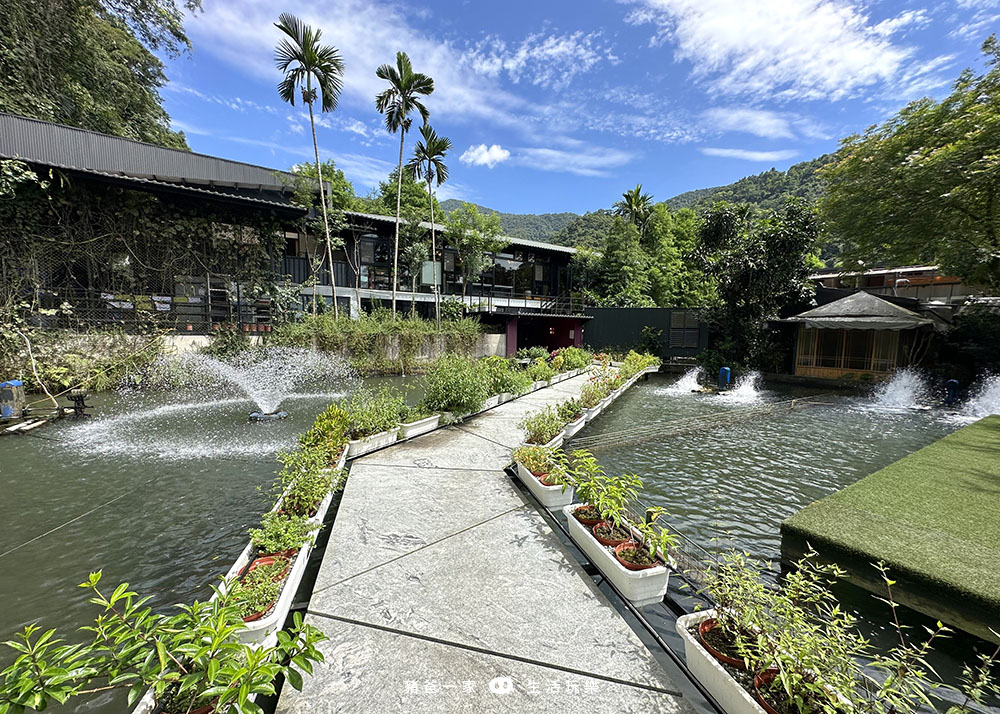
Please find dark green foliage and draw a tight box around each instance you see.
[420,353,490,414]
[358,169,441,222]
[937,306,1000,384]
[695,200,818,374]
[821,38,1000,291]
[665,155,833,213]
[593,218,653,307]
[439,199,577,243]
[0,0,190,148]
[271,310,482,374]
[550,210,615,250]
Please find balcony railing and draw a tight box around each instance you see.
[465,291,586,316]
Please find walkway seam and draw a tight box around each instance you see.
[311,505,528,594]
[452,424,519,450]
[306,611,683,698]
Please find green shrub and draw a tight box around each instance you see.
[249,512,320,555]
[619,350,660,379]
[440,299,465,321]
[479,355,523,395]
[342,384,405,439]
[557,399,583,423]
[271,310,483,375]
[526,358,555,383]
[579,380,609,408]
[519,406,564,445]
[420,354,490,414]
[299,403,350,465]
[560,346,592,370]
[399,403,435,423]
[516,346,550,360]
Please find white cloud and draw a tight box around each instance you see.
[464,31,618,91]
[701,147,799,161]
[702,108,794,139]
[516,145,634,177]
[621,0,923,101]
[459,144,511,168]
[701,107,832,140]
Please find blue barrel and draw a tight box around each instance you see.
[718,367,731,391]
[1,379,25,419]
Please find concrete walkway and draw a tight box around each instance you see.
[277,373,693,714]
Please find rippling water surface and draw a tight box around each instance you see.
[580,374,958,561]
[0,376,414,714]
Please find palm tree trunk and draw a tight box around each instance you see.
[392,129,405,317]
[308,97,338,319]
[428,176,440,330]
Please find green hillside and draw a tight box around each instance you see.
[665,155,834,211]
[440,154,832,248]
[439,199,577,243]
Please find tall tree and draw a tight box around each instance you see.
[0,0,194,148]
[694,200,818,375]
[375,51,434,316]
[613,184,654,241]
[821,37,1000,291]
[275,13,345,317]
[444,203,504,304]
[597,218,654,307]
[405,123,452,328]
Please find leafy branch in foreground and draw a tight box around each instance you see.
[0,571,326,714]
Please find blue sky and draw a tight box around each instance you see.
[163,0,998,214]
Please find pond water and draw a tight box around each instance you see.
[578,369,999,694]
[0,373,416,714]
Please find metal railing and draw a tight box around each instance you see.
[466,290,586,316]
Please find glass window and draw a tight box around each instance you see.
[443,252,456,272]
[361,241,375,265]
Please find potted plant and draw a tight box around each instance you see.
[249,511,320,558]
[297,402,350,468]
[343,384,404,457]
[511,445,575,508]
[579,381,608,420]
[398,403,440,439]
[558,399,586,438]
[560,346,592,375]
[614,508,677,571]
[525,358,555,390]
[276,447,337,519]
[519,406,565,449]
[565,450,605,526]
[562,466,670,604]
[0,571,326,714]
[232,558,288,622]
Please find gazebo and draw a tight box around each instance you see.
[786,291,944,380]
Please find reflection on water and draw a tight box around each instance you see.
[0,376,415,714]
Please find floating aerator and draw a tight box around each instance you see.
[248,411,288,423]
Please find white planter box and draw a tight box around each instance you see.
[541,432,564,450]
[598,396,612,411]
[644,365,660,375]
[676,610,766,714]
[499,392,514,404]
[398,414,440,440]
[563,415,586,439]
[347,428,398,458]
[532,380,548,392]
[583,404,602,421]
[562,505,669,606]
[610,388,624,401]
[515,461,575,508]
[481,394,501,411]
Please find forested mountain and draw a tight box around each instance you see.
[442,154,832,248]
[439,199,577,242]
[549,210,615,251]
[664,155,833,211]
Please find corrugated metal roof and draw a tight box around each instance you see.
[346,211,577,255]
[45,161,306,213]
[0,113,297,191]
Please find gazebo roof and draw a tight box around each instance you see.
[787,291,936,331]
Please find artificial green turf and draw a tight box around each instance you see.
[782,415,1000,610]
